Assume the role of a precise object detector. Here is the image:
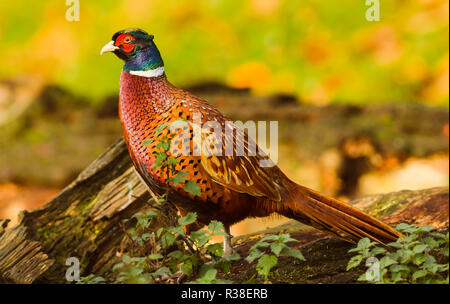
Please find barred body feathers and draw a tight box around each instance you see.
[103,28,401,249]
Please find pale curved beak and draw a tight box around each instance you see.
[100,41,118,55]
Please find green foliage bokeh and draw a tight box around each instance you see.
[0,0,448,105]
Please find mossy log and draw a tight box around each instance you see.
[0,139,448,284]
[0,139,160,283]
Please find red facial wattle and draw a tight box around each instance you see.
[115,34,136,53]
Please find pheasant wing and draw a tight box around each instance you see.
[195,120,282,201]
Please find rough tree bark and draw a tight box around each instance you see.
[0,138,448,284]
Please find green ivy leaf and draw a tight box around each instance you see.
[153,152,168,170]
[246,248,264,263]
[188,265,218,284]
[423,262,439,274]
[359,238,376,249]
[223,252,241,261]
[148,253,164,260]
[389,264,410,273]
[380,256,398,268]
[167,157,179,166]
[122,255,131,263]
[413,254,427,265]
[155,152,167,162]
[178,212,197,226]
[395,223,413,231]
[78,274,106,284]
[398,249,414,263]
[412,270,428,281]
[270,242,284,256]
[278,233,297,243]
[281,246,305,261]
[391,271,404,283]
[370,247,387,256]
[254,241,270,248]
[347,255,363,270]
[413,244,428,254]
[430,232,447,239]
[152,266,171,277]
[141,138,153,146]
[161,232,176,248]
[206,243,224,257]
[202,269,217,282]
[156,141,170,151]
[127,228,136,236]
[141,233,152,241]
[403,237,419,246]
[349,237,375,253]
[417,225,433,233]
[145,210,159,217]
[256,254,278,278]
[198,263,215,277]
[168,225,185,236]
[184,180,201,196]
[190,230,210,247]
[167,250,184,259]
[156,227,164,238]
[181,260,193,277]
[208,220,225,234]
[387,242,403,249]
[217,260,232,273]
[154,123,168,136]
[260,235,279,242]
[357,272,367,281]
[170,171,188,186]
[112,262,124,272]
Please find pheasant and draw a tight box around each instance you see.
[101,28,401,254]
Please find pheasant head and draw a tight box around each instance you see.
[101,28,164,76]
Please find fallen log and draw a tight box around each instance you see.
[0,138,448,283]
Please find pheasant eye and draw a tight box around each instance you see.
[124,36,132,43]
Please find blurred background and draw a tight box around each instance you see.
[0,0,448,235]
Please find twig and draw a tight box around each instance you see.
[120,223,156,268]
[131,194,164,212]
[147,187,162,206]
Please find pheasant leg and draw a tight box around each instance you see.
[223,224,234,255]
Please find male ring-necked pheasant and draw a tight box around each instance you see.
[101,28,400,254]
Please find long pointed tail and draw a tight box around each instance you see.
[278,181,401,245]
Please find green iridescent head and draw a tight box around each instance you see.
[101,28,164,72]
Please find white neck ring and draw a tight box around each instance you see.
[129,66,165,78]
